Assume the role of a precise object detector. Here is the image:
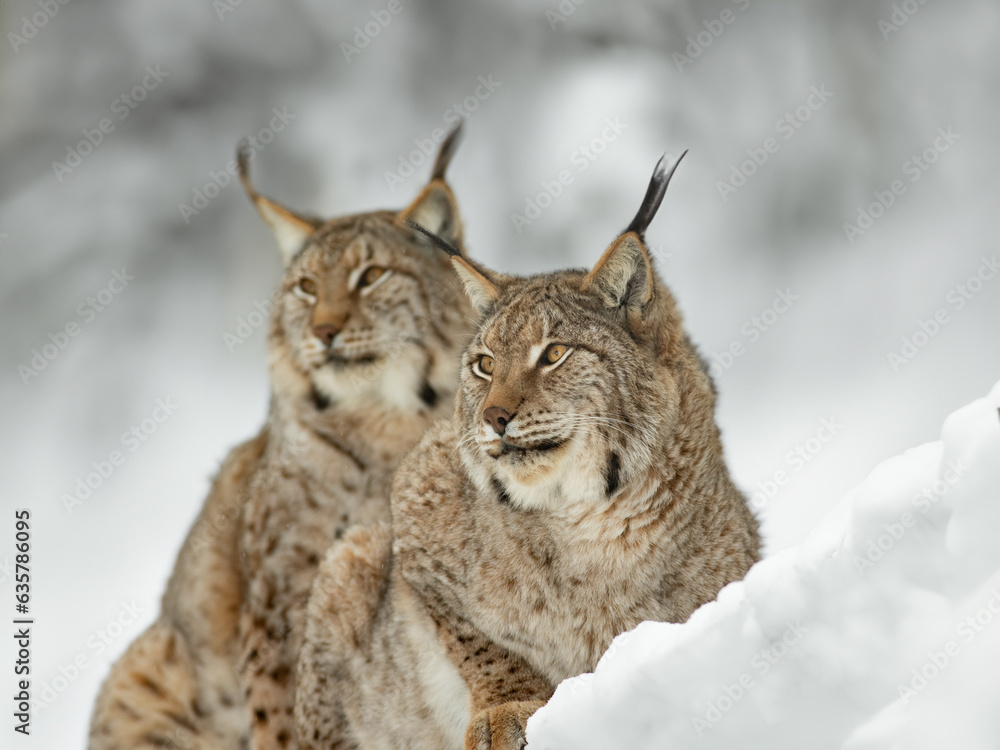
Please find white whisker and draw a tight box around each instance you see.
[517,416,634,441]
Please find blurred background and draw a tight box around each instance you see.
[1,0,997,746]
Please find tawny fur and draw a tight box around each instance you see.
[297,157,761,750]
[89,134,474,750]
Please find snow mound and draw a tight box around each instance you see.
[528,380,1000,750]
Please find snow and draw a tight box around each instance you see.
[528,380,1000,749]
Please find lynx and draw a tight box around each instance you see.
[88,128,475,750]
[296,152,761,750]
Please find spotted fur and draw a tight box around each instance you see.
[297,153,760,750]
[89,129,475,750]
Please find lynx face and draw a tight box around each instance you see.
[276,216,464,411]
[446,153,693,512]
[456,273,672,511]
[239,129,471,413]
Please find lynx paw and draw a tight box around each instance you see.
[464,700,545,750]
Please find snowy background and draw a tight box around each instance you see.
[0,0,997,747]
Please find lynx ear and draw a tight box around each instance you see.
[396,124,464,249]
[581,151,687,312]
[237,143,320,266]
[405,219,500,314]
[582,232,655,311]
[450,257,501,313]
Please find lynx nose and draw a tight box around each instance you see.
[483,407,512,436]
[312,324,339,347]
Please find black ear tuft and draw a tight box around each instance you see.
[404,219,463,257]
[430,123,464,182]
[236,138,256,198]
[624,150,688,238]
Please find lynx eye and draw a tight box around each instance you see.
[358,266,386,288]
[541,344,569,366]
[296,278,318,297]
[475,354,495,377]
